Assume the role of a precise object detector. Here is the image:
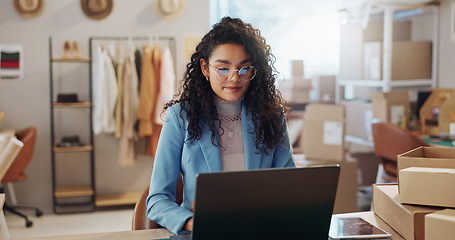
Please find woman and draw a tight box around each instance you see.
[146,17,295,235]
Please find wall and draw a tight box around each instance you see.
[439,0,455,87]
[0,0,209,213]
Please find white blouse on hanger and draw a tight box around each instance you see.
[92,46,118,135]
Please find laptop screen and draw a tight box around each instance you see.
[188,166,340,240]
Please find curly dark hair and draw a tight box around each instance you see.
[164,16,289,153]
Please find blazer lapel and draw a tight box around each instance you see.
[242,103,262,170]
[198,127,222,172]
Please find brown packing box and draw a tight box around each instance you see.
[303,104,345,162]
[279,78,312,102]
[419,88,455,135]
[399,167,455,208]
[293,154,358,214]
[339,21,411,80]
[342,100,373,140]
[372,184,445,240]
[312,75,336,101]
[371,90,410,126]
[363,41,432,80]
[291,60,304,77]
[363,21,411,42]
[425,209,455,240]
[397,146,455,182]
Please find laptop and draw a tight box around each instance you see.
[171,165,340,240]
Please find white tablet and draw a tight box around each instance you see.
[329,217,392,239]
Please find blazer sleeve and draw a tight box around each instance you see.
[272,117,296,168]
[146,105,193,234]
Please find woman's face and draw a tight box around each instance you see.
[201,43,252,102]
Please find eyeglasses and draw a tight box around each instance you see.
[209,64,257,82]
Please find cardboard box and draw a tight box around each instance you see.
[419,88,455,135]
[339,21,411,80]
[303,104,345,161]
[363,21,411,42]
[425,209,455,240]
[293,154,358,214]
[279,78,312,102]
[397,147,455,181]
[311,75,336,101]
[372,184,445,240]
[399,167,455,208]
[342,100,373,140]
[291,60,304,77]
[363,41,432,80]
[371,91,410,126]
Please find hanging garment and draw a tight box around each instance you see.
[155,46,176,124]
[115,45,124,138]
[147,44,163,157]
[136,44,157,138]
[92,46,118,135]
[118,47,140,166]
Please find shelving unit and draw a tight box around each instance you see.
[49,37,95,213]
[337,1,440,102]
[337,1,440,147]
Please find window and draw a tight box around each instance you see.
[210,0,341,81]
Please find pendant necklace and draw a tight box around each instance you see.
[217,112,241,138]
[226,117,241,138]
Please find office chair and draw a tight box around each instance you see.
[1,126,43,227]
[371,122,430,183]
[132,173,183,230]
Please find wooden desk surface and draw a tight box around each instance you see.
[13,228,174,240]
[14,211,404,240]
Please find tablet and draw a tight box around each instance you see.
[329,217,392,239]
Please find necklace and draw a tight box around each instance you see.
[225,117,241,138]
[217,112,241,122]
[217,112,242,137]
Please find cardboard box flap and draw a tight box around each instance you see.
[398,147,455,173]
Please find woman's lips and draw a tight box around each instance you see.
[225,86,241,92]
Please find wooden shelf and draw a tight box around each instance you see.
[51,58,90,63]
[55,185,94,198]
[53,102,91,108]
[95,192,142,207]
[53,145,93,152]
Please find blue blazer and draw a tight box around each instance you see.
[146,102,295,234]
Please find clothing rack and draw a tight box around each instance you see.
[86,35,178,208]
[89,36,176,54]
[89,35,177,71]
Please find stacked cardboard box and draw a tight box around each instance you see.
[373,146,455,239]
[303,104,345,162]
[371,90,410,127]
[279,60,312,102]
[363,41,432,80]
[342,100,373,141]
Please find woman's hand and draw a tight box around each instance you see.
[184,201,196,232]
[184,218,193,231]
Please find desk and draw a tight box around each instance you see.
[332,211,404,240]
[13,228,173,240]
[15,211,403,240]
